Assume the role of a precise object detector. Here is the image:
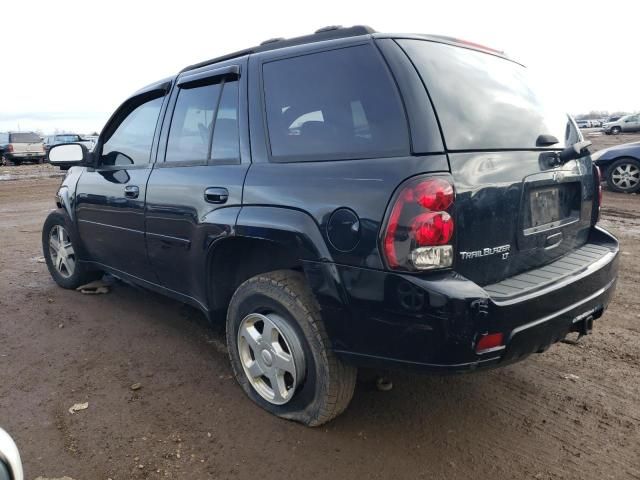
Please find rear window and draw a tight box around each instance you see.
[398,40,579,150]
[9,132,41,143]
[55,135,81,142]
[263,44,409,161]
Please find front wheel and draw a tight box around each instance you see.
[606,158,640,193]
[611,126,622,135]
[42,210,101,289]
[226,270,357,426]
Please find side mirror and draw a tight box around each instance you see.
[47,143,90,168]
[0,429,23,480]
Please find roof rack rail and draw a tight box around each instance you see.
[314,25,342,33]
[260,37,285,45]
[181,25,375,73]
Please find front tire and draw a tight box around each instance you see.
[42,210,101,289]
[606,158,640,193]
[226,270,357,426]
[611,126,622,135]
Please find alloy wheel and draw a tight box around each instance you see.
[611,163,640,191]
[48,225,76,278]
[237,312,305,405]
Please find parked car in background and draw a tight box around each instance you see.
[0,132,46,165]
[592,141,640,193]
[43,25,618,426]
[44,134,96,153]
[602,114,640,135]
[590,119,602,127]
[576,119,591,128]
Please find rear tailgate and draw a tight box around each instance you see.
[9,132,45,155]
[397,39,597,286]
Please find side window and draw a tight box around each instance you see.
[165,79,240,164]
[165,83,221,163]
[262,44,409,161]
[101,96,163,167]
[211,80,240,162]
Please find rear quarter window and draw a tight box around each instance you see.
[262,44,409,161]
[397,40,579,150]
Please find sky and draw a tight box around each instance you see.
[1,0,638,134]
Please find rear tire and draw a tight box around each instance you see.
[606,158,640,193]
[42,209,101,289]
[226,270,357,426]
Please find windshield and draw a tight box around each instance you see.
[398,40,580,150]
[9,132,41,143]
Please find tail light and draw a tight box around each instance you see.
[382,176,455,271]
[594,165,602,222]
[7,144,13,153]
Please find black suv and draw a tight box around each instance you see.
[43,26,619,426]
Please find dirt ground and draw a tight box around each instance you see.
[1,136,639,480]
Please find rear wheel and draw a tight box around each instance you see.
[42,210,101,289]
[226,270,357,426]
[606,158,640,193]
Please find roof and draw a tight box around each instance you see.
[179,25,520,75]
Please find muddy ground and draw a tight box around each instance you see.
[1,135,639,480]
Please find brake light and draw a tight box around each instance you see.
[7,144,13,153]
[382,176,455,271]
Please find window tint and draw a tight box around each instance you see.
[101,97,163,167]
[263,45,409,161]
[398,40,580,150]
[211,80,240,162]
[166,83,221,163]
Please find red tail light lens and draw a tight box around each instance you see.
[412,212,454,245]
[382,176,455,271]
[7,144,14,153]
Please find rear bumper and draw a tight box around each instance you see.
[305,226,619,373]
[5,152,45,160]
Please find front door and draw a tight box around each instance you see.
[145,61,249,303]
[75,91,166,280]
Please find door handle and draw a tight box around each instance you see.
[204,187,229,204]
[124,185,140,199]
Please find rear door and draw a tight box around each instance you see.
[145,59,249,301]
[75,88,168,280]
[396,39,595,286]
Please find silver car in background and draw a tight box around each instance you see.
[602,114,640,135]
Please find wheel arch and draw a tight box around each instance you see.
[205,206,335,315]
